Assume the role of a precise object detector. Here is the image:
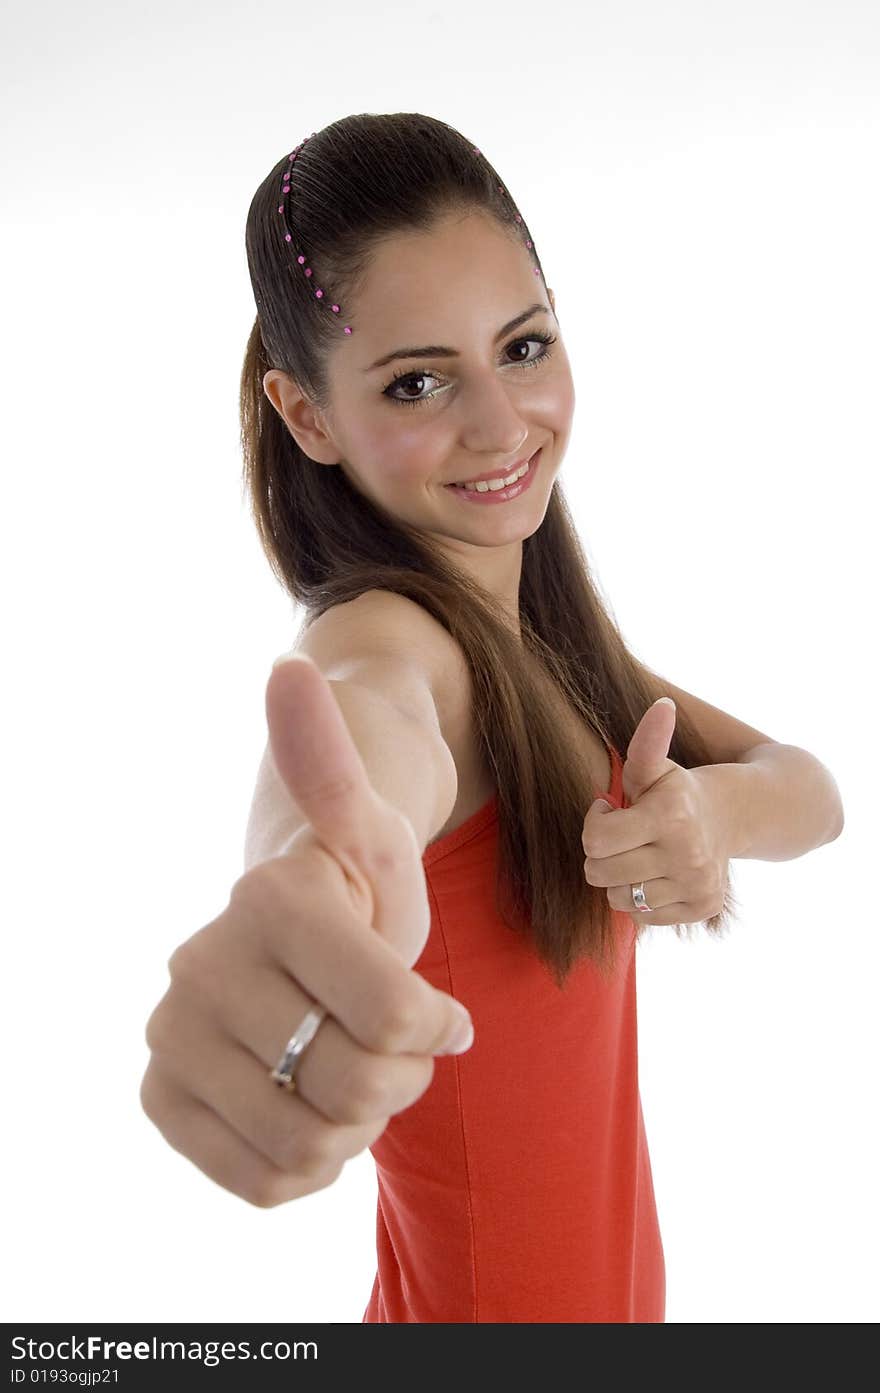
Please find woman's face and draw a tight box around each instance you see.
[269,207,576,580]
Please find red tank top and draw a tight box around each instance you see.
[362,743,666,1322]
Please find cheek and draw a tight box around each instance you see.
[522,356,576,437]
[562,375,576,423]
[371,424,448,489]
[536,373,576,461]
[545,364,576,429]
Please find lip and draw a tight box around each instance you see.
[446,450,538,487]
[445,447,541,505]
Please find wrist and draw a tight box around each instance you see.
[695,761,758,861]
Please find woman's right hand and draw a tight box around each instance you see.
[140,653,473,1208]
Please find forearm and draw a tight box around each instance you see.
[700,742,845,862]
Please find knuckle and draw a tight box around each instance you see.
[138,1061,163,1121]
[706,884,725,916]
[297,1158,346,1198]
[144,997,176,1057]
[139,1061,186,1136]
[683,837,704,871]
[271,1115,323,1175]
[166,933,231,1021]
[232,858,324,956]
[246,1161,341,1208]
[340,1057,392,1122]
[323,1159,346,1189]
[242,855,317,916]
[263,1113,305,1173]
[257,1103,334,1177]
[167,937,201,985]
[367,840,409,878]
[245,1169,290,1210]
[291,1121,338,1176]
[404,1056,436,1108]
[371,986,421,1053]
[309,1155,346,1189]
[167,928,223,994]
[232,860,290,921]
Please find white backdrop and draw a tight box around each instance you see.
[3,0,876,1325]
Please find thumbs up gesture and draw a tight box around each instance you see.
[581,697,732,927]
[264,651,434,968]
[140,651,473,1212]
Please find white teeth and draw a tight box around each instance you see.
[454,459,531,492]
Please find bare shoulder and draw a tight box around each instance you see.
[289,588,466,734]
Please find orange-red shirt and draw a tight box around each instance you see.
[362,743,666,1322]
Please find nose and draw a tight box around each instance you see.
[456,373,530,459]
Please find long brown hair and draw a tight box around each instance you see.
[239,111,739,987]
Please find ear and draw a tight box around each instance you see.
[261,369,339,465]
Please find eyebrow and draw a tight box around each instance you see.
[363,303,551,372]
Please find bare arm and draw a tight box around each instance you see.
[245,597,459,870]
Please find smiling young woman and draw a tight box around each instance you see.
[232,112,743,1325]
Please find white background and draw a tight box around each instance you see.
[2,0,877,1325]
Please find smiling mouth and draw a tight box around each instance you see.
[446,447,541,492]
[443,446,542,504]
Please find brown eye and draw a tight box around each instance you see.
[383,333,557,409]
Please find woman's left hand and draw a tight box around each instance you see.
[582,698,733,927]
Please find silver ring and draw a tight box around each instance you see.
[270,1002,328,1092]
[630,880,652,913]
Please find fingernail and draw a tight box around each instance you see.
[438,1008,474,1056]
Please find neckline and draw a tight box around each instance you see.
[422,741,623,867]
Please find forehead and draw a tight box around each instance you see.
[355,209,531,327]
[372,205,516,263]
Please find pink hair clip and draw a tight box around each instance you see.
[275,136,542,340]
[278,133,353,334]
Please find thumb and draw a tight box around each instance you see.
[622,696,678,802]
[263,651,431,967]
[265,652,376,858]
